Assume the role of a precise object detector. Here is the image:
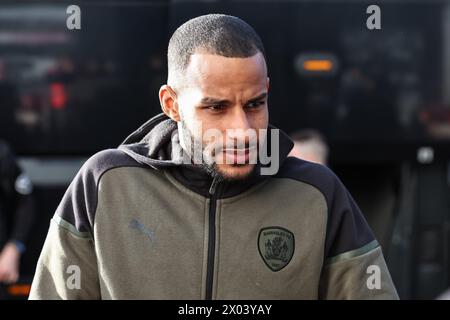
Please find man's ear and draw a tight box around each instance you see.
[159,85,181,122]
[266,77,270,91]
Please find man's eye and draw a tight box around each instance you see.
[207,105,225,111]
[246,101,265,109]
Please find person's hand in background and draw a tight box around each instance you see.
[0,242,20,284]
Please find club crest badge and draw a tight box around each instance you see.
[258,227,295,272]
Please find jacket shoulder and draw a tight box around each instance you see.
[83,148,142,177]
[53,149,144,237]
[275,156,339,199]
[275,156,376,261]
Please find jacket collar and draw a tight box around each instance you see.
[119,113,294,198]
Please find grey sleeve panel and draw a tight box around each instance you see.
[276,157,376,260]
[54,149,144,237]
[29,220,101,300]
[319,246,399,300]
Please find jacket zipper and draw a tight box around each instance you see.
[205,176,221,300]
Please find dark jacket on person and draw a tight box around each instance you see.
[0,140,35,252]
[29,113,398,299]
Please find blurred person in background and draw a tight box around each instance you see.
[0,140,35,298]
[289,129,329,165]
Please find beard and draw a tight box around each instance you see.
[178,119,256,181]
[179,118,219,177]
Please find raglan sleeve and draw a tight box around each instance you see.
[318,172,399,300]
[29,155,102,300]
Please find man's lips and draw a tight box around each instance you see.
[221,148,256,164]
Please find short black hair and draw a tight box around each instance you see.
[167,14,266,87]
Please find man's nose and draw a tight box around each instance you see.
[226,107,252,146]
[229,106,252,130]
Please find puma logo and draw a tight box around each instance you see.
[129,218,158,243]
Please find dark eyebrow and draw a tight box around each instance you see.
[199,97,232,105]
[199,92,268,106]
[246,92,267,104]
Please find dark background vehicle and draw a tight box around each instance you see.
[0,0,449,299]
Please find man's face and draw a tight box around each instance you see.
[176,52,269,180]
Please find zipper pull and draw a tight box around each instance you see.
[208,175,222,195]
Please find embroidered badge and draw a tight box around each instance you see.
[258,226,295,272]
